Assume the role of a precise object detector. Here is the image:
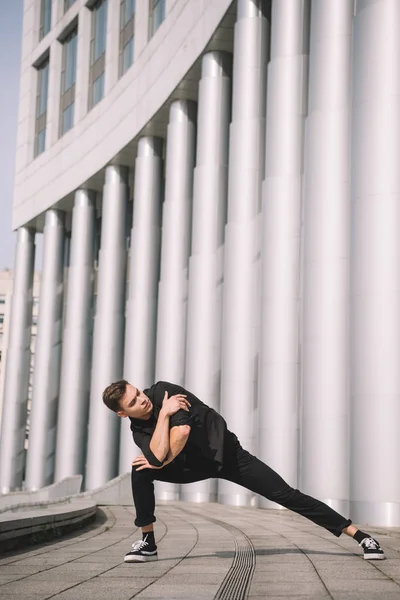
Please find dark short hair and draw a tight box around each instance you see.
[102,379,129,413]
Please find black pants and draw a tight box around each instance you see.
[131,437,351,537]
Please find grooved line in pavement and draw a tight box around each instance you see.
[179,507,256,600]
[237,511,335,600]
[214,523,255,600]
[233,505,400,596]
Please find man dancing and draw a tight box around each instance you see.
[102,380,385,563]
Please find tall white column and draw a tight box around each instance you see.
[54,190,95,481]
[183,51,232,503]
[350,0,400,527]
[0,228,35,493]
[155,101,196,385]
[25,210,65,490]
[85,166,128,490]
[259,0,310,508]
[155,100,196,501]
[119,137,163,474]
[219,0,269,507]
[301,0,352,515]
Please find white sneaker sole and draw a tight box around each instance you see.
[364,553,385,560]
[124,554,158,563]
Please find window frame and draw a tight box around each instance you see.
[39,0,52,41]
[64,0,76,14]
[34,54,50,158]
[88,0,108,110]
[148,0,165,39]
[60,27,78,136]
[119,0,135,77]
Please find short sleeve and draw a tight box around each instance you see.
[169,410,193,429]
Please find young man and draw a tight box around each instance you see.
[102,380,385,563]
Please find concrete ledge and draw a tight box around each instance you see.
[80,472,132,506]
[0,499,97,553]
[0,472,131,554]
[0,475,83,512]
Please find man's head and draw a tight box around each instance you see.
[102,380,153,420]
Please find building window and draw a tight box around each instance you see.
[0,295,5,305]
[39,0,52,40]
[60,28,78,136]
[64,0,76,13]
[0,315,4,328]
[34,56,50,157]
[89,0,108,110]
[119,0,135,76]
[149,0,165,38]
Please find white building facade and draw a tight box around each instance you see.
[1,0,399,529]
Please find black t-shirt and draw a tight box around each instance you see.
[129,381,232,471]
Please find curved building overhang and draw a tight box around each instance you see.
[13,0,234,231]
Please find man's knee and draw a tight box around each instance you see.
[131,465,154,484]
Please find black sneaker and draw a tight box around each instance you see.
[124,537,158,563]
[360,537,385,560]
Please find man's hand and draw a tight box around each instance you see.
[160,391,191,417]
[132,454,162,471]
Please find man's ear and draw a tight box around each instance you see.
[117,410,127,418]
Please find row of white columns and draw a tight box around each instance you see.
[1,0,400,527]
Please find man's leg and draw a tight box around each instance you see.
[126,464,212,562]
[221,441,385,559]
[131,463,212,528]
[130,466,157,529]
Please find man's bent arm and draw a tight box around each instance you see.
[148,391,191,464]
[149,411,171,464]
[161,425,191,467]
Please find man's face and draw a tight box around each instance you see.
[117,384,153,420]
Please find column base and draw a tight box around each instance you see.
[155,481,180,502]
[218,480,259,507]
[350,500,400,528]
[259,498,287,510]
[259,497,349,515]
[181,492,217,503]
[156,491,181,501]
[322,498,350,517]
[218,493,259,507]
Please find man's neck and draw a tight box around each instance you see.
[131,409,154,422]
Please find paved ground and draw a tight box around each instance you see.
[1,501,400,600]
